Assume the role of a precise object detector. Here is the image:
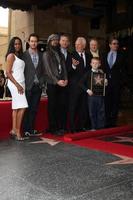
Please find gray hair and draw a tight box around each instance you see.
[75,37,86,46]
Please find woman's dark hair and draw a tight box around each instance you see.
[5,37,23,59]
[0,69,4,77]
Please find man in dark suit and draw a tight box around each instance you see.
[69,37,91,132]
[59,33,72,131]
[23,33,44,136]
[103,37,127,127]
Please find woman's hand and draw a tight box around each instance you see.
[16,83,24,94]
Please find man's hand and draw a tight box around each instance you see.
[105,78,108,86]
[64,80,68,86]
[72,58,79,66]
[57,80,67,87]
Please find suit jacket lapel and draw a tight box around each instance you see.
[85,52,88,67]
[26,50,36,70]
[113,52,118,67]
[37,52,41,69]
[107,51,118,69]
[27,50,41,70]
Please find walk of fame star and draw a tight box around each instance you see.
[112,136,133,143]
[106,154,133,165]
[30,137,60,146]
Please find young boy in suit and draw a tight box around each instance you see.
[79,57,107,130]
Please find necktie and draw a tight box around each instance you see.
[108,52,114,69]
[32,54,39,83]
[63,50,67,60]
[81,53,85,67]
[32,54,38,68]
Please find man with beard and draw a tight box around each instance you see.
[42,34,68,135]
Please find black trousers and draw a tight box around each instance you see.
[88,96,105,129]
[69,85,89,131]
[23,84,42,133]
[105,84,120,127]
[47,84,68,131]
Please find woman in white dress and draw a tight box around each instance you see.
[6,37,28,141]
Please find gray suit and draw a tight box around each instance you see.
[23,50,44,90]
[22,50,44,134]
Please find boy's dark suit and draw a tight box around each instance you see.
[69,51,91,132]
[79,69,105,129]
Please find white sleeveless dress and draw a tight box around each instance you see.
[7,55,28,109]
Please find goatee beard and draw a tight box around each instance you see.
[51,45,60,52]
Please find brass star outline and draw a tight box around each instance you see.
[112,136,133,143]
[106,154,133,165]
[94,75,103,85]
[30,137,60,146]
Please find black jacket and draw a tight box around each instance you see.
[102,50,127,87]
[69,51,91,86]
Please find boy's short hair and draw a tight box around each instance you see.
[91,57,101,62]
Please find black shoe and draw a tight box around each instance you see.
[58,129,66,134]
[52,130,64,136]
[32,130,42,136]
[69,129,76,133]
[24,131,31,137]
[45,128,51,133]
[80,128,89,132]
[24,130,42,137]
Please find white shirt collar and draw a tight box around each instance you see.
[92,68,99,73]
[61,48,67,53]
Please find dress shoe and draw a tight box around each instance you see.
[51,130,64,136]
[24,130,42,137]
[69,129,76,134]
